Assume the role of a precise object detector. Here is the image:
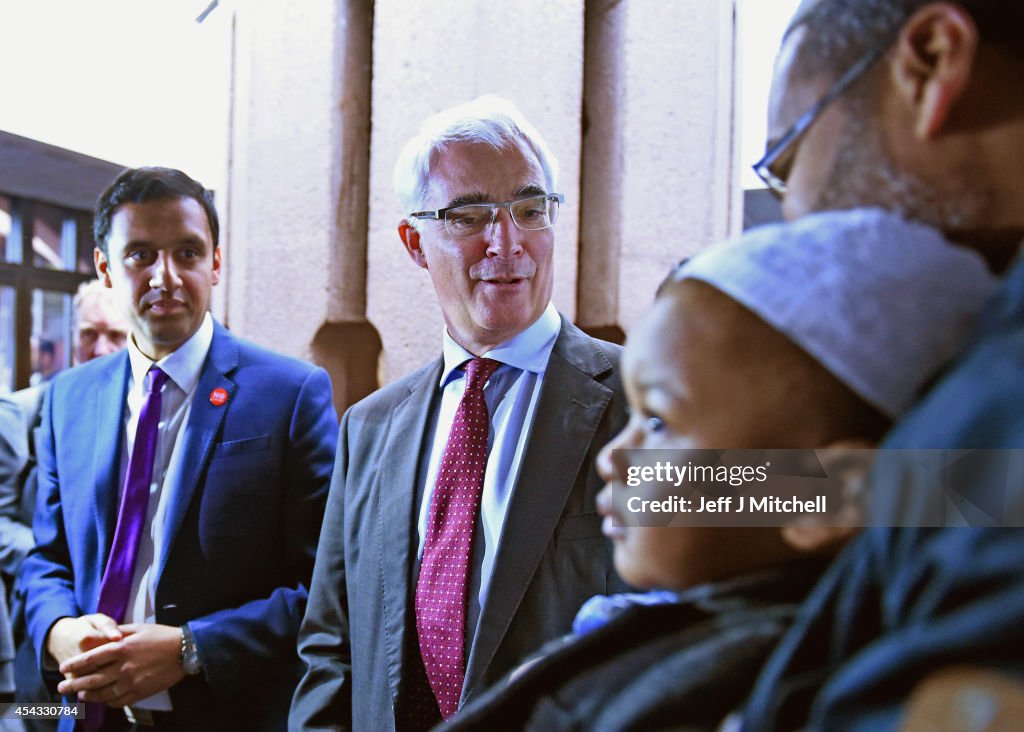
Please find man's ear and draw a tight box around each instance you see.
[211,246,222,286]
[398,220,428,270]
[890,2,978,139]
[94,247,113,287]
[781,438,876,554]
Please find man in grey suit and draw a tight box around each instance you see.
[290,96,628,731]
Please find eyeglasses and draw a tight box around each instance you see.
[753,39,894,199]
[410,193,565,238]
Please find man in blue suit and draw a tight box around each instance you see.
[20,167,338,730]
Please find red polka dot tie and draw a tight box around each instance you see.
[414,357,500,720]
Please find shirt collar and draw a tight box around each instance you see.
[127,312,215,394]
[439,302,560,387]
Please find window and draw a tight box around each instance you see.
[0,131,123,393]
[0,196,94,392]
[0,286,14,390]
[32,202,95,273]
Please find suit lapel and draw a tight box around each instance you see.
[377,358,443,703]
[463,320,615,696]
[92,353,132,555]
[155,323,237,587]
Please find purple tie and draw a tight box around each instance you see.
[414,357,500,720]
[84,367,167,731]
[96,366,168,623]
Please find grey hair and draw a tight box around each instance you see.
[392,95,559,223]
[787,0,1024,82]
[786,0,926,81]
[73,279,113,313]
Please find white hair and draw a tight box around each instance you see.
[393,95,559,225]
[73,278,112,312]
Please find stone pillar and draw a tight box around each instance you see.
[226,0,378,413]
[578,0,740,338]
[367,0,585,383]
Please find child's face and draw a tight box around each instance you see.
[596,285,798,589]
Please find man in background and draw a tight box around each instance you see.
[72,280,130,366]
[10,279,128,435]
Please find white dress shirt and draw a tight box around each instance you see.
[416,303,560,634]
[120,313,213,710]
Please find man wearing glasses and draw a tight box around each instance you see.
[291,96,628,731]
[741,1,1024,730]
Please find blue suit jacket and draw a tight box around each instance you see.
[20,321,338,731]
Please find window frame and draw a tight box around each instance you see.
[1,195,94,391]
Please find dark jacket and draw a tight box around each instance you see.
[444,558,830,732]
[741,253,1024,732]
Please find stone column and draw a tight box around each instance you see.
[578,0,740,338]
[226,0,378,413]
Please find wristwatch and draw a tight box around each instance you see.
[179,625,203,676]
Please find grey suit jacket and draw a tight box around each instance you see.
[290,317,628,731]
[0,385,44,578]
[0,394,27,693]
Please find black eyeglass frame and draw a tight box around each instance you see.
[752,37,896,198]
[409,193,565,237]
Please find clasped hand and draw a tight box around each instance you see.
[50,617,185,708]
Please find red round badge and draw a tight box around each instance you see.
[209,388,229,406]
